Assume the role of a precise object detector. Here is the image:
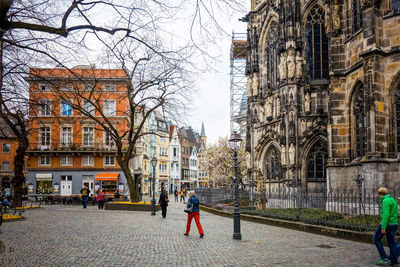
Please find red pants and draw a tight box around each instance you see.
[185,211,204,235]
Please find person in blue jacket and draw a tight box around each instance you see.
[184,192,204,238]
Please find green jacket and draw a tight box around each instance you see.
[380,194,398,230]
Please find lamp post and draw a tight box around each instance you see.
[151,157,158,216]
[138,167,142,202]
[229,131,242,240]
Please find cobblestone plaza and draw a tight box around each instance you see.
[0,201,377,266]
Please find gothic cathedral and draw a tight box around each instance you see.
[245,0,400,193]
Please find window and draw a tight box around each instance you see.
[104,156,115,166]
[38,84,51,91]
[2,161,10,171]
[394,0,400,11]
[83,127,94,146]
[61,84,73,91]
[173,147,178,157]
[39,155,51,166]
[352,0,363,32]
[265,146,281,180]
[396,87,400,152]
[159,147,168,156]
[159,163,167,173]
[61,155,72,166]
[61,100,73,116]
[104,85,116,91]
[36,180,52,194]
[103,100,116,116]
[265,22,279,91]
[40,127,51,147]
[352,83,366,158]
[82,84,94,91]
[105,132,115,147]
[61,175,72,181]
[82,100,95,116]
[306,140,328,181]
[82,155,94,166]
[38,100,52,116]
[2,143,10,153]
[61,127,72,146]
[306,5,329,80]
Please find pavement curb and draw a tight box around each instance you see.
[200,205,375,244]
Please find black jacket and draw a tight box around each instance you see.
[158,192,169,207]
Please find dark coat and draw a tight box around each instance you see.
[158,192,169,207]
[187,195,200,212]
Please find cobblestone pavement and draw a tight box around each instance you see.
[0,198,378,266]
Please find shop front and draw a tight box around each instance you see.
[95,173,120,196]
[0,171,11,194]
[35,173,53,194]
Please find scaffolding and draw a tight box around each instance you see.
[230,32,247,136]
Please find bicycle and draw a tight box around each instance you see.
[0,199,16,215]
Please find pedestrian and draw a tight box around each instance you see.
[180,189,185,202]
[97,189,106,210]
[174,187,179,202]
[374,187,398,266]
[80,186,90,209]
[114,190,120,202]
[158,188,169,219]
[184,192,204,238]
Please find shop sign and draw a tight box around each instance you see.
[36,173,52,180]
[53,183,60,193]
[28,184,34,193]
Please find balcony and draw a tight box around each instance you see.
[27,142,126,156]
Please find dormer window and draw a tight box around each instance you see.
[104,85,116,91]
[39,84,51,91]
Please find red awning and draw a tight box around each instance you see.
[96,173,119,181]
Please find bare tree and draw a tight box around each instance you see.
[0,0,246,205]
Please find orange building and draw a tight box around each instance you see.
[0,118,18,194]
[25,66,130,197]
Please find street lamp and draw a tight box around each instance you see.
[229,131,242,240]
[151,157,158,216]
[138,167,142,202]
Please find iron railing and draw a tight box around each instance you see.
[194,187,390,232]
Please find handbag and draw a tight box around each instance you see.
[184,204,193,213]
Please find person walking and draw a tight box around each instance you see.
[374,187,398,266]
[80,186,90,209]
[158,189,169,219]
[184,192,204,238]
[174,187,179,202]
[180,189,185,202]
[97,189,106,210]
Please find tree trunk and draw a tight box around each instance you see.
[11,136,28,207]
[120,161,138,202]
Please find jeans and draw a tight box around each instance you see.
[161,205,167,218]
[82,196,88,208]
[374,224,398,264]
[175,195,178,202]
[98,201,104,209]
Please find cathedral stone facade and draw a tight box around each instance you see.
[245,0,400,193]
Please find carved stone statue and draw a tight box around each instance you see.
[266,97,273,118]
[287,49,295,79]
[324,3,331,33]
[295,51,303,79]
[276,95,281,116]
[259,104,265,122]
[332,0,341,31]
[246,77,253,97]
[281,144,286,165]
[279,52,287,81]
[252,74,259,96]
[289,143,295,165]
[305,92,311,113]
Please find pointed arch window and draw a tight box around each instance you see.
[306,140,328,181]
[265,146,281,181]
[396,87,400,152]
[265,23,279,91]
[393,0,400,12]
[353,0,363,32]
[306,5,329,80]
[352,84,367,158]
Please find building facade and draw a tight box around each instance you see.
[26,67,130,197]
[246,0,400,193]
[169,125,181,193]
[0,118,19,194]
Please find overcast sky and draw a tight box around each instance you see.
[187,14,247,145]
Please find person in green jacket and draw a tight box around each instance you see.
[374,187,398,266]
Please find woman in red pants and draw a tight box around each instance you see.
[184,192,204,238]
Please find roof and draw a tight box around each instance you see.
[200,122,206,137]
[26,67,129,81]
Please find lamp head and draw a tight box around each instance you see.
[151,157,158,167]
[229,131,242,150]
